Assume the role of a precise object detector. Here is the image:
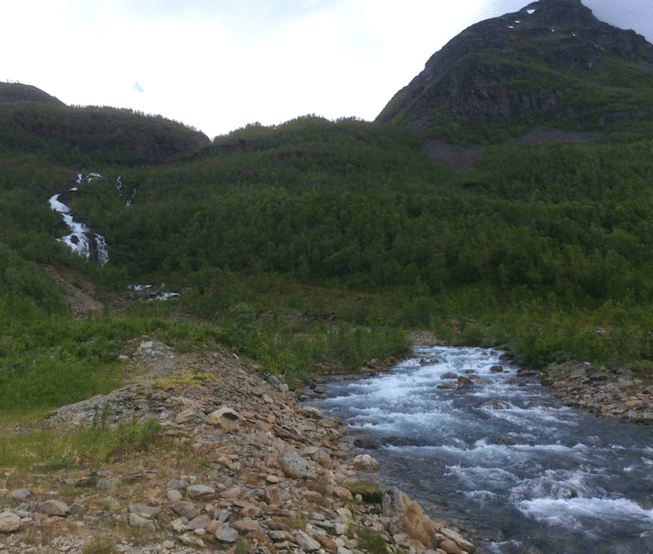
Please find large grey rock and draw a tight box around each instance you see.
[185,515,212,530]
[441,528,476,553]
[170,501,200,520]
[37,500,69,517]
[382,487,412,518]
[215,525,239,543]
[129,513,156,530]
[167,479,189,490]
[279,451,317,479]
[302,446,333,468]
[128,504,159,518]
[295,530,321,552]
[187,484,216,501]
[10,490,31,502]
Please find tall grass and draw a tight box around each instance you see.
[0,417,164,469]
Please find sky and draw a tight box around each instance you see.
[3,0,652,139]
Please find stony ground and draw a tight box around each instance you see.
[3,288,651,554]
[539,361,653,424]
[0,340,477,554]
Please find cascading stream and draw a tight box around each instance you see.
[310,346,653,554]
[47,174,110,266]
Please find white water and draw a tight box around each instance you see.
[47,174,109,266]
[312,346,653,553]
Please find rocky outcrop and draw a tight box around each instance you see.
[0,340,477,554]
[539,362,653,423]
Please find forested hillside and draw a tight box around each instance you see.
[3,0,653,419]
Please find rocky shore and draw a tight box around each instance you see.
[537,361,653,424]
[0,340,476,554]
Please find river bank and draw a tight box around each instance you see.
[0,340,476,554]
[408,331,653,426]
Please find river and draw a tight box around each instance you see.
[310,346,653,554]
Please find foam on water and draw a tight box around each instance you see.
[312,346,653,552]
[519,497,653,528]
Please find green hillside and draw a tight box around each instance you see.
[3,2,653,416]
[0,100,209,168]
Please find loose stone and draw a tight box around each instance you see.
[215,525,239,543]
[0,511,21,533]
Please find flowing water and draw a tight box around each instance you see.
[311,346,653,553]
[47,174,109,266]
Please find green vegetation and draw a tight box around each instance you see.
[0,101,209,168]
[356,526,391,554]
[1,90,653,429]
[0,416,163,470]
[81,538,119,554]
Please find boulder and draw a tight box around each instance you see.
[10,490,30,502]
[302,446,333,468]
[440,538,465,554]
[353,454,380,471]
[170,501,200,520]
[215,525,239,543]
[440,528,475,552]
[128,504,159,518]
[0,511,20,533]
[186,484,216,501]
[382,487,412,518]
[279,451,317,480]
[401,502,437,549]
[297,406,324,419]
[208,407,240,431]
[315,532,338,552]
[333,485,353,499]
[37,499,69,517]
[129,513,156,530]
[295,530,321,552]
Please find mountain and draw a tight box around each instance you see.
[376,0,653,155]
[0,85,210,167]
[0,82,66,105]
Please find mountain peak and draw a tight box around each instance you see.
[376,0,653,144]
[525,0,597,24]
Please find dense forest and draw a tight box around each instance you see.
[2,95,653,416]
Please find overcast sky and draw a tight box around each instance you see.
[3,0,652,138]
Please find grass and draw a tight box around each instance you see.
[151,369,216,390]
[0,418,165,470]
[356,526,391,554]
[81,538,119,554]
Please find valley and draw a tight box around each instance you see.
[2,0,653,552]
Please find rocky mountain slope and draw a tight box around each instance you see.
[377,0,653,154]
